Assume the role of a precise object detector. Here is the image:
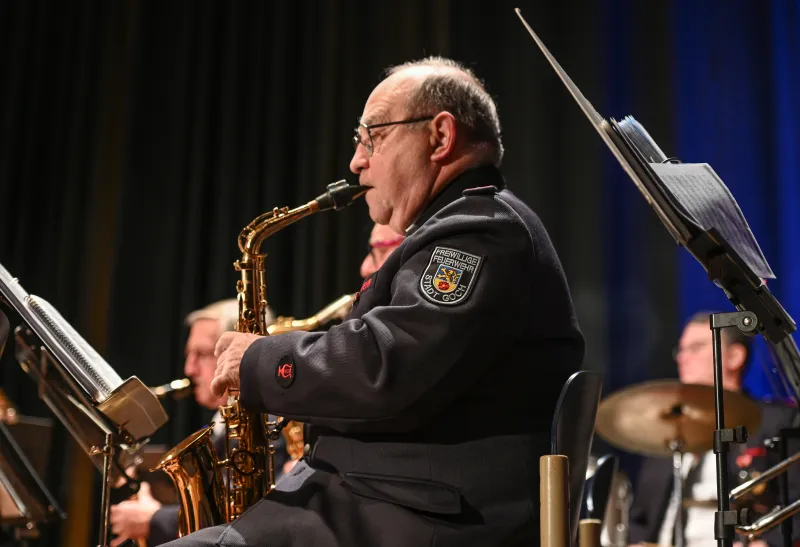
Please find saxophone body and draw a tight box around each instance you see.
[155,180,365,537]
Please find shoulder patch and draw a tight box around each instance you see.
[419,246,483,305]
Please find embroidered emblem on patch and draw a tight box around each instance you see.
[419,246,483,305]
[275,355,295,388]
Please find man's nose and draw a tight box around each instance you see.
[350,145,368,175]
[184,355,197,376]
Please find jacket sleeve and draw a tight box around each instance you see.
[239,211,533,433]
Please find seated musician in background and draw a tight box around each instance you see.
[163,56,585,547]
[628,311,798,547]
[109,300,289,547]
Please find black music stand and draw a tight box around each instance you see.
[0,269,169,547]
[515,9,800,547]
[0,421,65,546]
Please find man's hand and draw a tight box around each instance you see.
[734,541,767,547]
[283,459,299,475]
[211,332,262,397]
[109,482,161,546]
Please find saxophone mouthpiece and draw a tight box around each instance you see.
[315,180,368,211]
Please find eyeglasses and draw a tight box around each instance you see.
[672,340,712,360]
[353,116,434,156]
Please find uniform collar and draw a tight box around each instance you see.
[404,164,506,236]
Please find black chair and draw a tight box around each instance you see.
[551,370,603,545]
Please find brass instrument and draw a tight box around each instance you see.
[150,378,193,400]
[155,180,366,537]
[730,450,800,540]
[267,293,355,335]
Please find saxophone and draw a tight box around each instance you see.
[154,180,365,537]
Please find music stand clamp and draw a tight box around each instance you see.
[709,311,758,547]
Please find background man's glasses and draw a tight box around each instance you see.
[353,116,434,156]
[672,340,713,360]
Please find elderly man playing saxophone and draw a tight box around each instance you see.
[163,56,585,547]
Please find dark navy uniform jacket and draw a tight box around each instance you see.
[166,164,584,547]
[241,164,583,440]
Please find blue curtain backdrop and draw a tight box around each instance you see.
[599,0,799,401]
[672,0,800,401]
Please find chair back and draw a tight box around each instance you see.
[551,370,603,545]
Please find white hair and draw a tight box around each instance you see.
[184,299,275,332]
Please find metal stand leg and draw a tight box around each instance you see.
[671,441,685,547]
[709,311,756,547]
[712,325,733,547]
[92,432,116,547]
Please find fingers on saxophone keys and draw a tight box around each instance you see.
[215,332,235,358]
[210,375,228,397]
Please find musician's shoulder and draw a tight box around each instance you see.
[757,399,798,430]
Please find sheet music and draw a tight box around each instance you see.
[649,163,774,280]
[617,116,668,163]
[0,263,123,402]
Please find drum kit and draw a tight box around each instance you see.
[591,379,764,547]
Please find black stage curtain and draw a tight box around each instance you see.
[0,1,679,545]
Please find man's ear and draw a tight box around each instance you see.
[429,111,457,162]
[725,342,747,374]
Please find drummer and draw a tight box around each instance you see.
[627,311,798,547]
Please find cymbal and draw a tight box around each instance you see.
[595,380,761,457]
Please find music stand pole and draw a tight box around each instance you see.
[92,432,116,547]
[710,312,755,547]
[670,440,685,547]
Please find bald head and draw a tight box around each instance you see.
[384,57,504,166]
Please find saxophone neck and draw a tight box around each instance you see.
[237,180,367,257]
[238,202,319,257]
